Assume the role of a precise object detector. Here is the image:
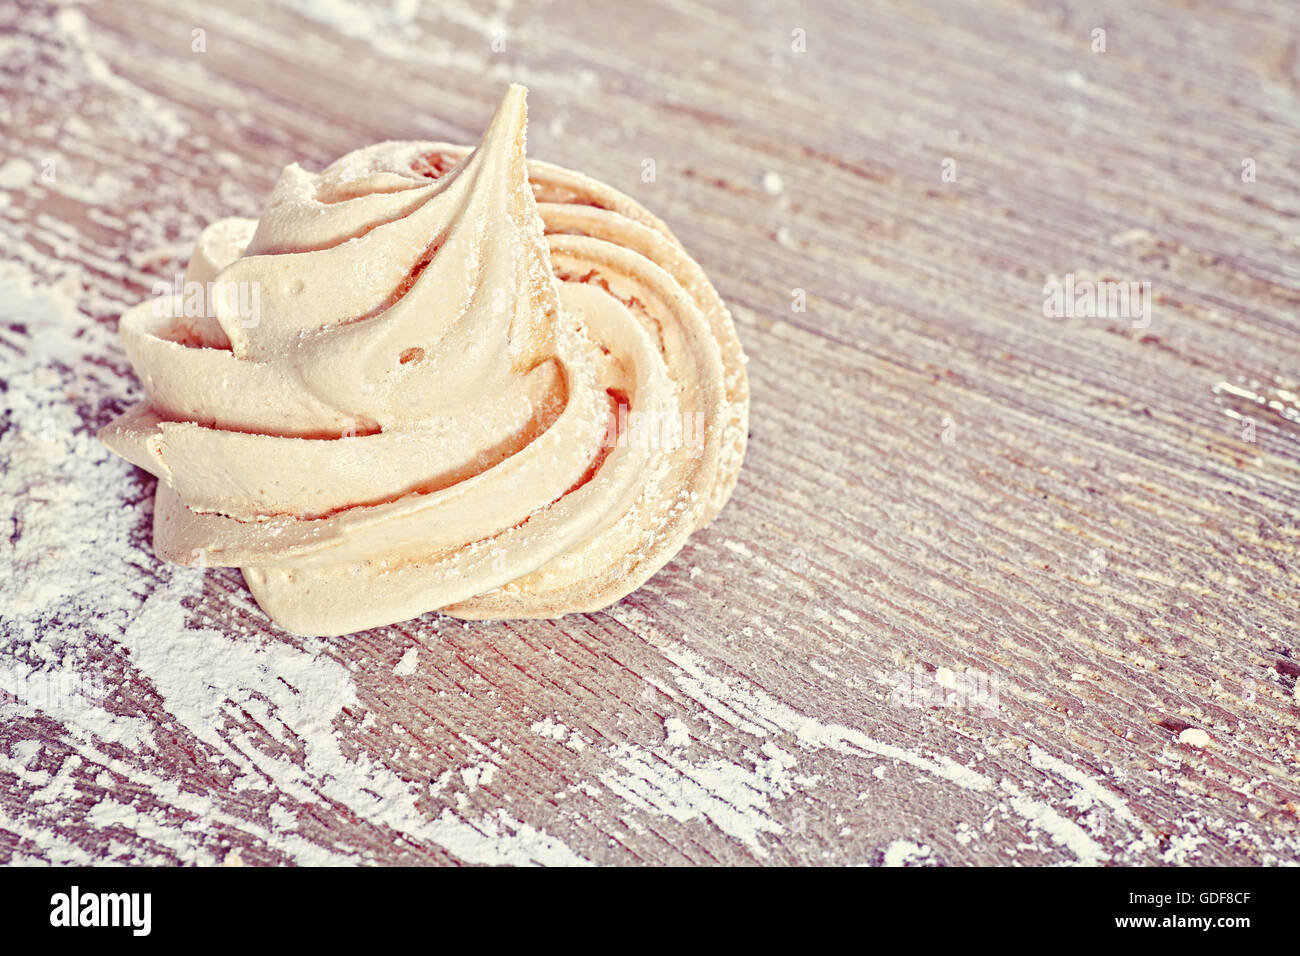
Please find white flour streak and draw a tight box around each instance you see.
[598,743,794,857]
[663,717,691,748]
[127,574,587,866]
[393,647,419,677]
[529,717,570,741]
[0,158,36,190]
[881,839,935,867]
[426,809,591,867]
[459,760,499,790]
[1027,745,1144,831]
[665,647,992,793]
[1000,780,1108,866]
[661,645,1124,865]
[52,8,189,142]
[267,0,575,94]
[1162,829,1207,865]
[0,801,96,866]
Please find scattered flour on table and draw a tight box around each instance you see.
[0,159,36,190]
[597,738,815,859]
[880,840,935,867]
[4,0,1295,867]
[663,716,691,748]
[1,262,1291,865]
[393,646,419,677]
[0,266,587,865]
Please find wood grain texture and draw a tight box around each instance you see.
[1,0,1299,866]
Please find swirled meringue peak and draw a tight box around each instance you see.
[100,85,748,637]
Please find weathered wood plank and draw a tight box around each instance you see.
[1,0,1297,865]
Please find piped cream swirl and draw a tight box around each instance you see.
[101,85,748,636]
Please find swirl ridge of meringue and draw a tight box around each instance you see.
[100,85,749,636]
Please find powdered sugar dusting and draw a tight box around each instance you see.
[7,0,1298,869]
[1,257,1293,862]
[880,839,934,867]
[393,647,419,677]
[0,266,587,865]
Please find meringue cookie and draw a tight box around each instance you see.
[100,85,748,636]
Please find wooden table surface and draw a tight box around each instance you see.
[2,0,1298,866]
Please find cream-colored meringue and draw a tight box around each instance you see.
[100,85,748,636]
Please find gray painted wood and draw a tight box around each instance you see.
[1,0,1297,865]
